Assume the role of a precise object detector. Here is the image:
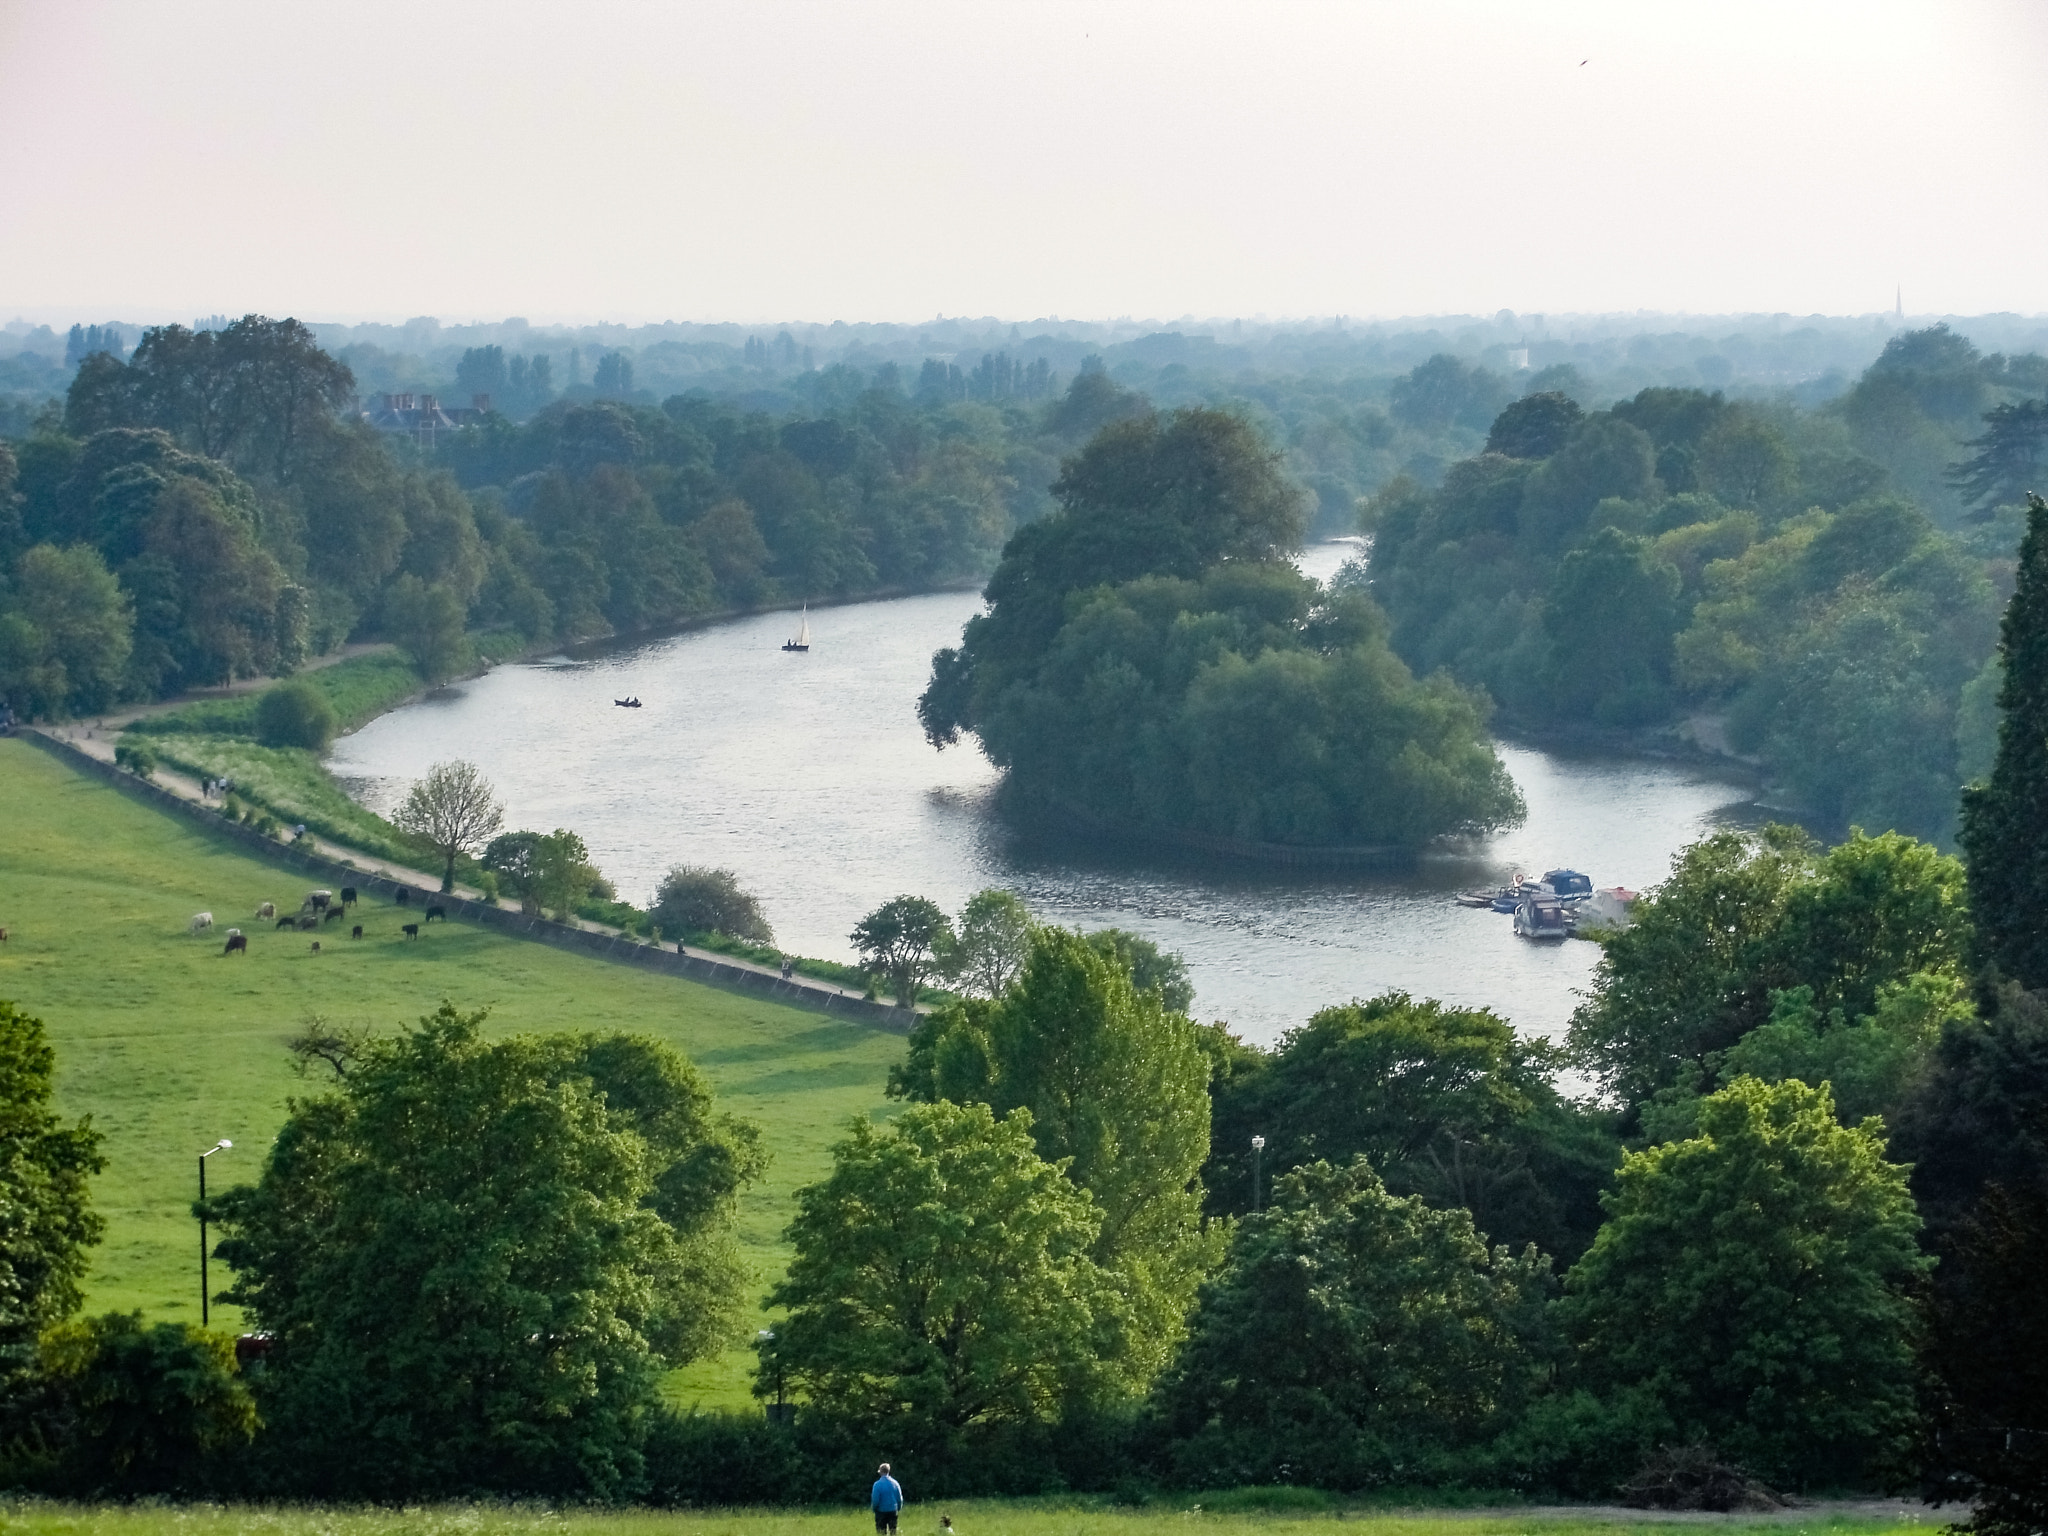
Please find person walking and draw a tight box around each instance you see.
[871,1463,904,1534]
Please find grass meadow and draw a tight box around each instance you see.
[0,737,906,1408]
[0,1497,1946,1536]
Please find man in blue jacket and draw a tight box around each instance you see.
[872,1463,904,1533]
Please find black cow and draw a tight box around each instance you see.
[351,924,363,940]
[395,888,411,907]
[424,904,447,924]
[323,906,345,923]
[275,915,297,930]
[402,923,419,940]
[223,933,247,956]
[339,887,358,908]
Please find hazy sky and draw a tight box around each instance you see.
[3,0,2045,324]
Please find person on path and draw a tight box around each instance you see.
[871,1463,904,1534]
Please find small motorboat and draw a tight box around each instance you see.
[1514,893,1571,940]
[613,696,642,708]
[782,606,811,653]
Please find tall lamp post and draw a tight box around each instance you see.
[1251,1135,1265,1214]
[198,1140,231,1326]
[758,1327,791,1423]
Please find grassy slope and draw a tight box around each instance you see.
[0,1501,1939,1536]
[0,738,903,1407]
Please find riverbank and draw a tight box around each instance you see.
[24,730,918,1028]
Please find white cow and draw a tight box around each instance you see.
[256,901,276,919]
[189,912,214,934]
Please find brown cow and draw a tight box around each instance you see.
[310,940,321,953]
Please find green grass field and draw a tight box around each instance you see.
[0,1498,1943,1536]
[0,737,905,1408]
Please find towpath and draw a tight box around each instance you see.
[32,722,886,1009]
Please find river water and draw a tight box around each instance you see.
[329,544,1763,1047]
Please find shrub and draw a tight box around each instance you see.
[650,865,773,944]
[254,679,338,751]
[112,740,156,778]
[35,1312,256,1495]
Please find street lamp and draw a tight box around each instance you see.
[198,1140,231,1326]
[758,1327,791,1423]
[1251,1135,1265,1214]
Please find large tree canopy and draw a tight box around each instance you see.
[1561,1076,1927,1488]
[1961,493,2048,991]
[0,1000,106,1403]
[921,428,1522,848]
[211,1004,761,1499]
[892,926,1218,1387]
[762,1100,1115,1435]
[1158,1157,1553,1489]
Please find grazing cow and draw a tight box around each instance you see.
[323,906,345,924]
[223,933,247,956]
[307,890,332,912]
[190,912,213,935]
[0,927,9,944]
[424,904,447,924]
[297,913,320,931]
[395,887,411,907]
[256,901,276,919]
[351,924,363,940]
[340,887,357,908]
[401,923,419,940]
[276,915,297,930]
[310,940,321,954]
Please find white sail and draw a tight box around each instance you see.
[796,608,810,646]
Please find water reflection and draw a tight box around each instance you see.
[330,546,1760,1046]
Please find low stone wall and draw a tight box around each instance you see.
[19,730,915,1034]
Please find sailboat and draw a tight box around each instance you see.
[782,606,811,653]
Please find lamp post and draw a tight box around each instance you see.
[198,1140,231,1326]
[758,1327,791,1423]
[1251,1135,1265,1214]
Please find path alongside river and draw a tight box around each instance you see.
[329,547,1768,1046]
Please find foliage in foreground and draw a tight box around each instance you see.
[209,1004,763,1498]
[1559,1076,1928,1489]
[1158,1158,1554,1490]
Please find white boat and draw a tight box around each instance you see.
[782,607,811,653]
[1513,893,1570,940]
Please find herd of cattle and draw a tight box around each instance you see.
[189,886,449,954]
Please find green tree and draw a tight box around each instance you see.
[532,827,601,919]
[0,543,132,717]
[1699,412,1797,509]
[1540,527,1682,724]
[391,759,504,892]
[1961,493,2048,990]
[1083,927,1194,1014]
[1158,1157,1554,1488]
[851,894,954,1005]
[382,572,468,686]
[1209,992,1616,1261]
[254,677,337,751]
[1950,400,2048,515]
[1485,390,1584,460]
[1569,826,1817,1115]
[1560,1076,1928,1487]
[895,927,1217,1386]
[211,1004,758,1498]
[949,888,1035,998]
[649,865,773,943]
[35,1312,256,1494]
[0,1000,106,1400]
[761,1100,1115,1434]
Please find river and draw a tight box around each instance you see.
[328,544,1765,1047]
